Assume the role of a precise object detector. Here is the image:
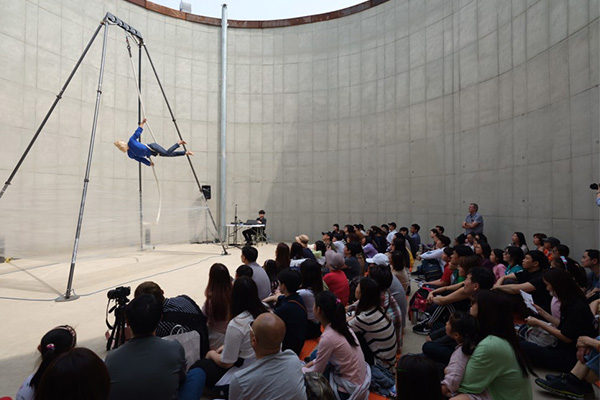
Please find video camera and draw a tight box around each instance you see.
[107,286,130,301]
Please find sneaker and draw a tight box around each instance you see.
[534,377,592,400]
[545,373,568,381]
[412,322,431,335]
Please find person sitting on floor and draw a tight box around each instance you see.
[229,313,307,400]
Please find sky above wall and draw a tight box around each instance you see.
[152,0,364,20]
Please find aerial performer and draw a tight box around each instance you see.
[114,118,193,166]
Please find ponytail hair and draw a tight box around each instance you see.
[31,325,77,389]
[315,291,357,347]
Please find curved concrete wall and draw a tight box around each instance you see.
[0,0,598,257]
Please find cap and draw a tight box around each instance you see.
[325,249,344,269]
[366,253,389,266]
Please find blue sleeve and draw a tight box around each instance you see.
[596,197,600,207]
[130,127,143,141]
[131,155,151,166]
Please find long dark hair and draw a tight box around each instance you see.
[513,232,527,247]
[31,325,77,389]
[396,354,443,400]
[300,259,324,294]
[263,259,279,285]
[315,291,357,347]
[472,290,534,377]
[34,348,109,400]
[290,242,304,260]
[204,263,232,322]
[504,246,524,267]
[491,248,504,265]
[275,242,290,270]
[390,251,407,271]
[448,312,478,356]
[479,242,491,259]
[355,277,384,317]
[551,256,588,289]
[230,277,269,319]
[543,268,587,310]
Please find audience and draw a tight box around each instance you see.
[105,294,204,400]
[303,291,371,399]
[202,263,232,350]
[240,245,271,300]
[323,249,350,306]
[511,232,529,255]
[192,277,269,397]
[396,354,443,400]
[298,259,325,339]
[270,269,308,355]
[17,325,77,400]
[229,313,307,400]
[34,348,110,400]
[275,242,291,271]
[348,277,397,371]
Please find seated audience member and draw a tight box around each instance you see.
[17,325,77,400]
[421,268,495,365]
[542,237,560,262]
[385,222,397,247]
[275,242,291,271]
[34,348,109,400]
[342,241,362,280]
[229,313,307,400]
[303,291,371,399]
[510,232,529,255]
[193,277,269,397]
[414,256,484,335]
[502,246,524,276]
[312,240,327,266]
[489,248,506,282]
[202,263,232,350]
[391,250,410,292]
[236,264,253,278]
[362,236,378,259]
[135,281,209,356]
[535,333,600,398]
[263,259,280,295]
[290,241,308,270]
[368,252,407,330]
[418,235,452,275]
[474,242,494,271]
[454,290,533,400]
[422,247,454,288]
[440,312,489,399]
[410,223,421,248]
[269,269,308,355]
[532,233,547,251]
[390,237,413,275]
[323,250,350,306]
[493,250,552,313]
[399,226,418,258]
[240,245,271,300]
[296,234,317,261]
[368,226,387,254]
[581,249,600,300]
[553,243,570,259]
[367,260,403,348]
[396,354,443,400]
[348,277,397,371]
[520,268,596,372]
[551,256,588,290]
[105,294,204,400]
[332,232,347,254]
[298,259,324,339]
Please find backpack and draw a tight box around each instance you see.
[408,286,433,323]
[420,259,443,281]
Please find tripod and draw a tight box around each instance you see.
[0,13,228,302]
[106,296,129,351]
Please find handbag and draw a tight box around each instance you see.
[163,324,202,371]
[517,323,558,348]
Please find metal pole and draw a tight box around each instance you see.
[58,23,110,301]
[220,4,228,244]
[0,22,104,201]
[137,42,144,251]
[142,44,228,255]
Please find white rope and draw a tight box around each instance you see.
[125,34,162,225]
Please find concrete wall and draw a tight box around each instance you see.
[0,0,598,257]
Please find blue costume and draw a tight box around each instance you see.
[127,127,186,166]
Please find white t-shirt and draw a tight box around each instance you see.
[216,311,256,386]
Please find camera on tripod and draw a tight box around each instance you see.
[106,286,131,351]
[591,183,599,190]
[107,286,130,302]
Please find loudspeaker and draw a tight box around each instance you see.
[201,185,211,200]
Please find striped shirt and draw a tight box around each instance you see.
[349,307,397,371]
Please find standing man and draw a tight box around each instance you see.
[461,203,484,236]
[243,210,266,245]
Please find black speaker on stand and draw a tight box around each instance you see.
[201,185,211,200]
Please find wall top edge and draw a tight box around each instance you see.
[125,0,390,28]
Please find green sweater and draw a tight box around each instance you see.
[459,335,532,400]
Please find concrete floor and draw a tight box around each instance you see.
[0,243,595,399]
